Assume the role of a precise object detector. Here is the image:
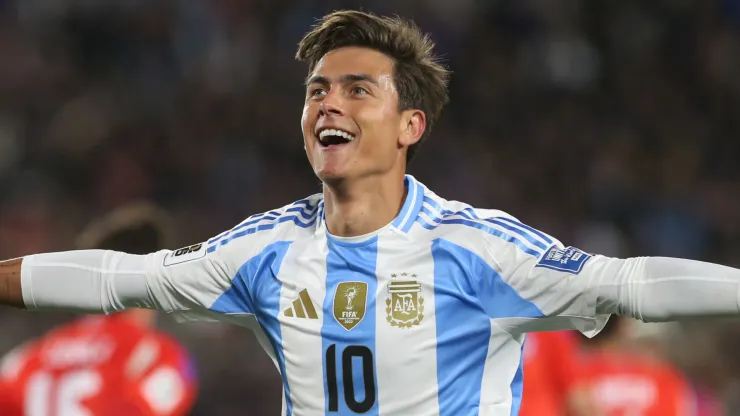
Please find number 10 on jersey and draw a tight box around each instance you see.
[325,344,376,413]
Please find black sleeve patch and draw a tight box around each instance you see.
[163,243,206,267]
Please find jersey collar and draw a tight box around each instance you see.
[315,175,425,235]
[391,175,425,233]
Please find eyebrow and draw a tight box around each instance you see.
[305,73,379,87]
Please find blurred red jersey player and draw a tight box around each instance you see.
[576,317,695,416]
[0,378,17,414]
[0,202,197,416]
[519,331,597,416]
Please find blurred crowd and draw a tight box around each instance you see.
[1,0,740,414]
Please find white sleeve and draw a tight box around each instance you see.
[21,241,234,320]
[495,242,611,337]
[588,255,740,321]
[21,250,152,314]
[498,242,740,336]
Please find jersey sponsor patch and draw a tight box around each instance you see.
[536,246,591,274]
[163,243,205,267]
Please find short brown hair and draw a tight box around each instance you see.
[296,10,450,162]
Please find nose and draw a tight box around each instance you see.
[318,93,344,117]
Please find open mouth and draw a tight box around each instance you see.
[318,128,356,147]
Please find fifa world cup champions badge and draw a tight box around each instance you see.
[386,273,424,328]
[333,282,368,331]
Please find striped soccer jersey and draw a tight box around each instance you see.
[146,175,610,416]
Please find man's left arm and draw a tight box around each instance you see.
[503,243,740,335]
[585,255,740,321]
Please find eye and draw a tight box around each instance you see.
[309,87,327,97]
[351,86,369,95]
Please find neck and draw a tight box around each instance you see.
[323,173,407,237]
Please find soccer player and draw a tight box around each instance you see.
[0,380,16,414]
[575,317,696,416]
[2,10,740,416]
[519,331,598,416]
[0,202,197,416]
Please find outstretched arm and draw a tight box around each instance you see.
[490,237,740,336]
[458,210,740,335]
[590,256,740,321]
[0,251,153,313]
[0,259,23,309]
[503,247,740,335]
[0,244,233,319]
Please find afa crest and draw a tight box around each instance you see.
[385,273,424,328]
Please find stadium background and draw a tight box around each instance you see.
[1,0,740,414]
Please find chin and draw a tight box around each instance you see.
[315,170,347,184]
[314,165,353,185]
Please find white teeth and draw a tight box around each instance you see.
[318,128,355,141]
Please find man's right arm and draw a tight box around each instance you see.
[0,259,23,309]
[0,203,301,316]
[0,251,155,313]
[0,244,234,318]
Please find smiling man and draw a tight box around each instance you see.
[3,10,740,416]
[298,25,447,237]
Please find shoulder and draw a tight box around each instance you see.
[167,194,322,268]
[414,188,559,266]
[208,194,322,250]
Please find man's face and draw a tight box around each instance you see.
[302,47,410,183]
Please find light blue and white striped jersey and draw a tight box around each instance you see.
[146,175,609,416]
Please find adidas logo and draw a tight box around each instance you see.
[284,289,318,319]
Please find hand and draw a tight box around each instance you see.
[0,258,24,309]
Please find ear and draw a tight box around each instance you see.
[398,109,426,148]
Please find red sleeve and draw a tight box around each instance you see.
[121,339,198,416]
